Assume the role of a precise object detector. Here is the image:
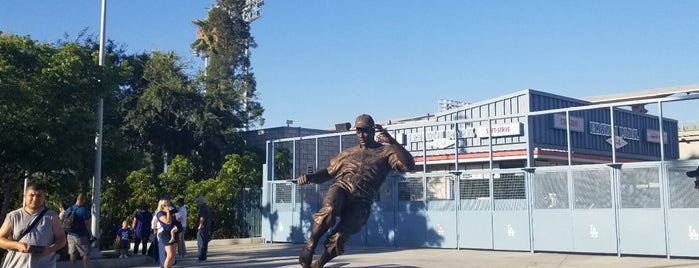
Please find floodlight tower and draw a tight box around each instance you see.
[242,0,263,131]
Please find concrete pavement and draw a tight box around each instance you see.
[58,238,699,268]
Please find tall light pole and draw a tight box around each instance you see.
[91,0,106,256]
[242,0,263,131]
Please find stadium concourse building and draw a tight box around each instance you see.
[261,88,696,258]
[367,88,679,173]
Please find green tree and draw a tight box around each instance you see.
[125,168,160,211]
[122,51,202,174]
[158,155,195,200]
[192,0,265,133]
[0,34,112,216]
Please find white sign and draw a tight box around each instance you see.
[476,123,523,138]
[589,121,639,140]
[646,129,668,144]
[427,138,455,149]
[405,128,475,143]
[606,136,628,149]
[553,114,585,132]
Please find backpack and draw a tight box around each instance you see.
[62,207,80,233]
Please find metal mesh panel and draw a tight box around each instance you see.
[494,172,527,211]
[296,184,317,205]
[668,165,699,208]
[460,174,490,210]
[375,175,396,206]
[274,183,293,204]
[426,175,455,211]
[533,171,569,209]
[317,137,339,171]
[341,134,359,150]
[619,167,661,208]
[460,177,490,200]
[273,142,294,180]
[572,169,612,209]
[460,199,491,211]
[296,139,317,177]
[398,177,424,201]
[426,176,454,200]
[494,172,526,199]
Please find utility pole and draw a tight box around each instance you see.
[242,0,263,131]
[91,0,106,257]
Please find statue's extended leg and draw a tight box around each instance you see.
[313,201,371,268]
[300,186,346,268]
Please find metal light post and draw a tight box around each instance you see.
[242,0,263,131]
[91,0,106,256]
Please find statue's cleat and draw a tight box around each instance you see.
[311,260,323,268]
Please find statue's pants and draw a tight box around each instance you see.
[306,184,371,260]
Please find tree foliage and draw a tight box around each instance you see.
[0,34,115,216]
[192,0,265,131]
[1,0,268,242]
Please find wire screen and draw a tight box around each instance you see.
[619,167,661,208]
[533,170,569,209]
[296,184,317,205]
[493,172,527,211]
[274,183,293,205]
[398,177,424,201]
[668,166,699,208]
[459,175,491,211]
[426,175,455,211]
[572,169,612,209]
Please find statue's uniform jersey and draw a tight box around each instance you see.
[325,143,413,202]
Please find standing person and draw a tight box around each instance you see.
[175,198,187,258]
[195,196,211,263]
[131,202,152,256]
[58,204,68,221]
[148,209,160,264]
[0,182,66,267]
[66,193,94,268]
[687,166,699,188]
[297,114,415,268]
[156,198,177,268]
[116,220,132,259]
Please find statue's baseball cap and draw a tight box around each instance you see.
[687,166,699,177]
[353,114,375,130]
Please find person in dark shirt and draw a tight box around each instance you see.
[131,202,152,255]
[195,196,211,263]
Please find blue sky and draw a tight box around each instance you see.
[2,1,699,129]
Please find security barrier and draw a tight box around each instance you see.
[262,160,699,258]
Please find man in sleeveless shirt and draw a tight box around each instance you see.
[0,182,66,267]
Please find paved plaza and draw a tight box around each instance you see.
[57,239,699,268]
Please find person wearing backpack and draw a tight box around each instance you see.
[65,193,94,268]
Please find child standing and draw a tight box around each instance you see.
[116,220,133,258]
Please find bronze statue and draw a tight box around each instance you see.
[297,114,415,268]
